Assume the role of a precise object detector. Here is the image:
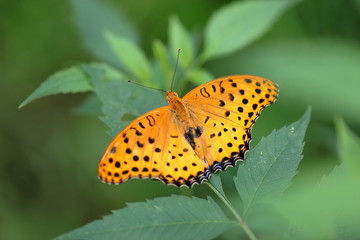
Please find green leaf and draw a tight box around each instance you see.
[105,31,152,81]
[54,195,237,240]
[187,68,214,85]
[335,117,360,180]
[273,118,360,238]
[72,95,102,115]
[335,214,360,240]
[271,117,360,238]
[202,0,299,60]
[70,0,139,67]
[168,16,195,67]
[275,161,360,238]
[152,39,172,86]
[209,174,227,198]
[81,64,164,137]
[220,38,360,123]
[235,108,311,218]
[72,62,124,116]
[88,62,125,81]
[19,66,92,108]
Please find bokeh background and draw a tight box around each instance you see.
[2,0,360,239]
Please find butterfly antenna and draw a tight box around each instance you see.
[170,48,181,91]
[127,80,166,93]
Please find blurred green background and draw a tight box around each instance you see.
[1,0,360,239]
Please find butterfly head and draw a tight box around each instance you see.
[165,90,179,103]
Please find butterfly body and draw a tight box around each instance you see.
[166,90,193,128]
[98,75,278,187]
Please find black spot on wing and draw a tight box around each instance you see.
[200,87,210,97]
[211,84,216,93]
[146,115,156,126]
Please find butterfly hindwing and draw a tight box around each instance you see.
[98,106,210,187]
[98,107,167,184]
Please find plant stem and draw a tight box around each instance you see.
[206,182,258,240]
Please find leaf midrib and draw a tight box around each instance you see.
[242,133,293,217]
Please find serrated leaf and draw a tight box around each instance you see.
[55,195,237,240]
[202,0,299,60]
[71,62,124,116]
[335,117,360,179]
[169,16,195,67]
[105,31,152,81]
[70,0,139,67]
[273,118,360,239]
[19,66,92,108]
[81,64,164,137]
[235,108,311,218]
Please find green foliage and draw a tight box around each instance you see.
[168,16,195,68]
[187,68,215,86]
[81,64,164,137]
[202,0,298,60]
[220,38,360,123]
[12,0,360,239]
[105,31,152,81]
[336,117,360,178]
[19,0,300,136]
[151,39,172,86]
[235,108,310,218]
[55,195,237,240]
[18,66,92,108]
[273,119,360,239]
[55,109,310,240]
[20,0,299,110]
[70,0,139,67]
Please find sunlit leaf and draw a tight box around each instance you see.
[70,0,139,67]
[187,68,214,85]
[19,66,91,108]
[202,0,299,60]
[169,16,195,67]
[152,39,172,88]
[335,117,360,179]
[105,31,152,81]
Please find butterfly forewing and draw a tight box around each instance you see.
[182,75,278,170]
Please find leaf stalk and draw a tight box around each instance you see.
[206,182,258,240]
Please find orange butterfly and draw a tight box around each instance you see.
[98,75,278,187]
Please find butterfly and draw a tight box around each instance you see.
[98,75,278,187]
